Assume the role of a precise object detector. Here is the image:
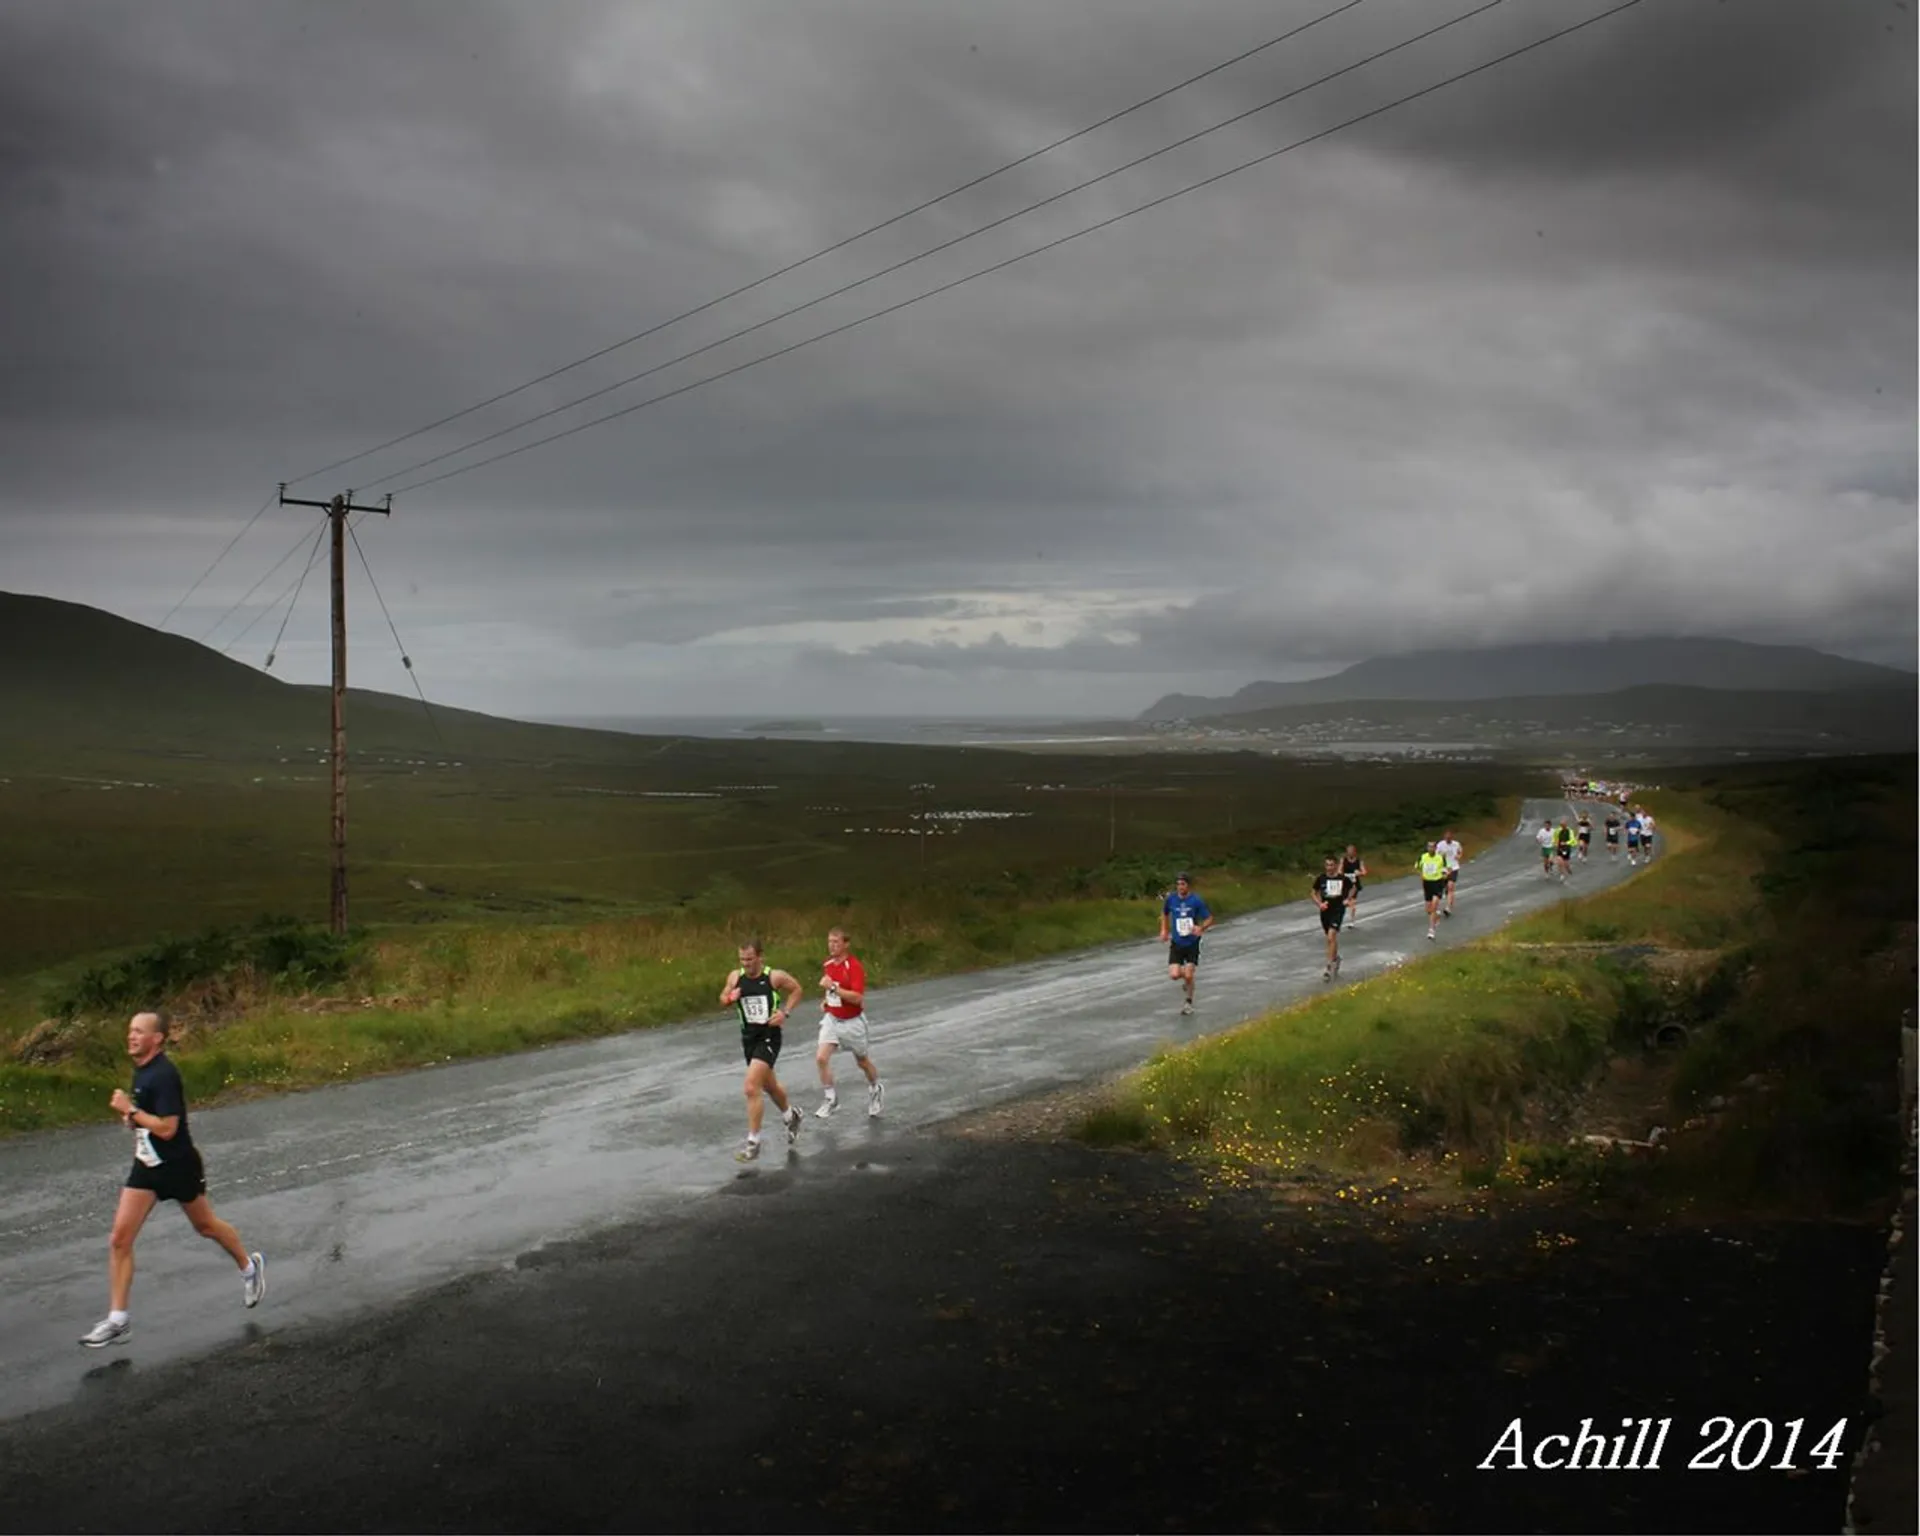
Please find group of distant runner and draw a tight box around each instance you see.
[80,791,1659,1349]
[1159,824,1469,1004]
[1534,802,1656,879]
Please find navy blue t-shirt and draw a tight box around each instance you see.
[130,1052,195,1168]
[1163,893,1211,945]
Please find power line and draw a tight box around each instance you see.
[257,517,332,669]
[384,0,1643,499]
[367,0,1506,493]
[157,493,278,633]
[346,518,445,746]
[198,515,328,646]
[223,519,328,657]
[284,0,1370,488]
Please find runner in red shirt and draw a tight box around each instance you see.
[814,926,884,1119]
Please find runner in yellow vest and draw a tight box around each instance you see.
[1418,843,1448,941]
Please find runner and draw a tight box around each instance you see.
[1340,844,1368,923]
[1624,808,1642,866]
[719,940,805,1161]
[1555,818,1576,879]
[1535,818,1556,877]
[1637,807,1656,861]
[1158,871,1214,1016]
[1576,811,1593,861]
[1604,808,1621,858]
[1434,828,1463,918]
[813,926,883,1120]
[79,1011,264,1349]
[1313,854,1356,981]
[1418,841,1448,941]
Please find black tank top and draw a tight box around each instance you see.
[735,969,777,1029]
[1341,856,1362,879]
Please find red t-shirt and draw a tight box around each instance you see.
[822,955,866,1019]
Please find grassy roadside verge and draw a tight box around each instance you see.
[0,794,1520,1137]
[1078,757,1915,1217]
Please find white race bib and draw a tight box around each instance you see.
[1174,916,1194,937]
[740,994,772,1026]
[133,1128,161,1168]
[825,986,841,1007]
[1323,878,1343,898]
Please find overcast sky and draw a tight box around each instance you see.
[4,0,1914,719]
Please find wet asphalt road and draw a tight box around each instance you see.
[0,796,1633,1422]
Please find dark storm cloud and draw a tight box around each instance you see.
[1,0,1912,717]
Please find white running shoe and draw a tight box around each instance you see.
[243,1252,266,1309]
[868,1081,884,1118]
[1321,966,1332,982]
[1180,1000,1194,1016]
[1427,928,1437,941]
[735,1138,762,1163]
[784,1106,803,1145]
[79,1317,130,1349]
[814,1096,838,1120]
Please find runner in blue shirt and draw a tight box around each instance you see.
[1158,871,1214,1016]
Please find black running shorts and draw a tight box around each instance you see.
[126,1148,207,1204]
[1422,877,1447,900]
[741,1025,783,1067]
[1168,940,1201,968]
[1319,907,1345,933]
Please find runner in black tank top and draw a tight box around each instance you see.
[1341,845,1368,923]
[720,940,805,1162]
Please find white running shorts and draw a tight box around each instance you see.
[817,1011,872,1060]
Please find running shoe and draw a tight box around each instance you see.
[784,1106,803,1145]
[1322,966,1332,982]
[1427,928,1437,942]
[814,1096,838,1120]
[78,1317,130,1349]
[735,1138,762,1163]
[1442,908,1452,919]
[868,1081,885,1118]
[243,1252,266,1309]
[1180,1001,1194,1016]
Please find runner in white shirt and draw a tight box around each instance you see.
[1434,829,1463,918]
[1637,809,1656,861]
[1534,819,1556,877]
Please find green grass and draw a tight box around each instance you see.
[1115,946,1618,1178]
[1080,755,1916,1216]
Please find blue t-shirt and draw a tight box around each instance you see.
[1163,893,1211,945]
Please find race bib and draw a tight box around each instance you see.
[1174,916,1194,937]
[133,1127,161,1168]
[1323,878,1343,898]
[825,986,842,1007]
[740,994,772,1026]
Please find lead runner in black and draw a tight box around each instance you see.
[79,1010,265,1348]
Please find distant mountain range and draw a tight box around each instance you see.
[3,593,1912,765]
[1139,638,1914,721]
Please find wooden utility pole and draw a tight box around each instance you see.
[278,485,392,935]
